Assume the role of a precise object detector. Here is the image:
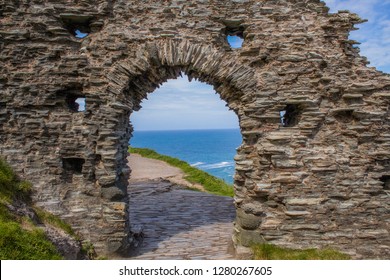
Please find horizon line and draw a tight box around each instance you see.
[133,127,240,132]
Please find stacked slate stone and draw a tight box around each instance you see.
[0,0,389,258]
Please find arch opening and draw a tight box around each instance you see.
[130,73,241,183]
[103,41,260,255]
[125,72,242,258]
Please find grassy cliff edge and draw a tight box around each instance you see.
[129,147,234,197]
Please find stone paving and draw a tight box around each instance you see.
[127,180,236,260]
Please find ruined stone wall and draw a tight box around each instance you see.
[0,0,389,258]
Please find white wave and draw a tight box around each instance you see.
[201,161,234,170]
[191,162,205,167]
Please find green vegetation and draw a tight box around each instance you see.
[129,147,234,197]
[252,243,350,260]
[81,241,97,259]
[33,207,76,238]
[0,158,32,203]
[0,221,62,260]
[0,158,63,260]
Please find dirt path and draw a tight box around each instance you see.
[128,154,205,191]
[126,153,236,260]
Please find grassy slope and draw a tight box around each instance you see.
[0,158,63,260]
[129,147,234,197]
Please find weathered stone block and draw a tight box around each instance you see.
[236,209,262,230]
[237,227,265,247]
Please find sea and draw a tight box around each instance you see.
[129,129,242,184]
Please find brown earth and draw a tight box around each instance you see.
[128,153,205,192]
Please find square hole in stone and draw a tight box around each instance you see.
[280,104,300,127]
[380,175,390,190]
[62,158,85,174]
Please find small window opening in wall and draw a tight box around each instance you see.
[280,104,300,127]
[225,25,244,49]
[66,96,86,112]
[62,158,85,174]
[60,14,92,38]
[380,175,390,190]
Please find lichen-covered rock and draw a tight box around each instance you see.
[0,0,389,259]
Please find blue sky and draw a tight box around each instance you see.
[131,75,239,131]
[131,1,390,131]
[326,0,390,73]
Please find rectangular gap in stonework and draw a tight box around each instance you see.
[380,175,390,190]
[62,158,85,174]
[280,104,301,127]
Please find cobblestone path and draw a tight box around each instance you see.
[127,180,236,260]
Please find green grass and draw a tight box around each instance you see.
[252,243,351,260]
[0,158,32,203]
[0,157,63,259]
[33,207,76,238]
[129,147,234,197]
[0,220,62,260]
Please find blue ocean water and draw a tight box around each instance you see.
[129,129,242,184]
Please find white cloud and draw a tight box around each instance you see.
[324,0,390,72]
[325,0,379,17]
[132,75,238,130]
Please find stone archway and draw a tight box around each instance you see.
[104,40,256,254]
[1,0,389,258]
